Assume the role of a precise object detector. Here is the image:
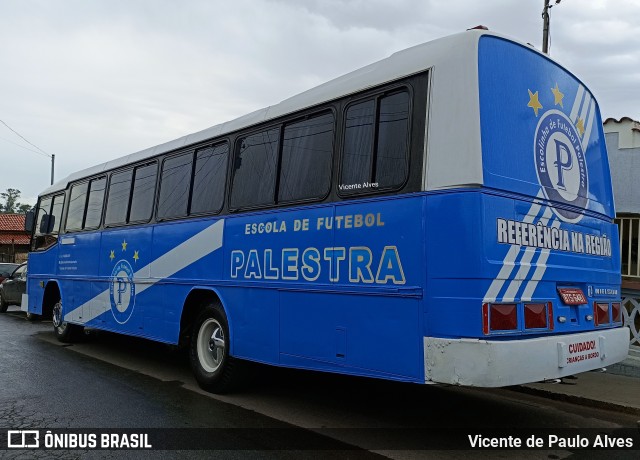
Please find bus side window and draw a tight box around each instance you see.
[105,170,133,226]
[32,193,65,251]
[191,143,228,215]
[230,128,280,209]
[158,153,193,220]
[84,177,106,229]
[340,90,410,195]
[35,197,52,237]
[50,194,64,233]
[278,112,334,203]
[342,100,375,187]
[129,163,157,223]
[66,182,89,232]
[375,92,410,188]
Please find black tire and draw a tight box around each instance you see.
[189,302,243,394]
[52,300,83,343]
[0,292,7,313]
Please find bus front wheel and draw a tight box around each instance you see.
[189,303,242,394]
[52,300,83,342]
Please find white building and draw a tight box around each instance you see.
[604,117,640,348]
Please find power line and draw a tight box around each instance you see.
[0,135,48,157]
[0,118,56,185]
[0,119,52,158]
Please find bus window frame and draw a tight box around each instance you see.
[155,139,230,223]
[228,106,337,213]
[104,161,158,229]
[276,108,336,207]
[337,83,413,198]
[229,123,283,212]
[188,140,229,217]
[156,149,195,222]
[64,175,108,234]
[83,176,107,231]
[64,179,91,233]
[32,192,65,251]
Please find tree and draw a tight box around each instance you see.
[17,203,32,213]
[0,188,33,214]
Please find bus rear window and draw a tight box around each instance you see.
[478,36,614,218]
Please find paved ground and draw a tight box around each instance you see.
[1,307,639,459]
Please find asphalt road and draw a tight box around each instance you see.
[1,306,638,459]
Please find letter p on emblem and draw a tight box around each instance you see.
[553,139,573,190]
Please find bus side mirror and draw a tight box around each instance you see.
[39,215,55,234]
[24,210,35,234]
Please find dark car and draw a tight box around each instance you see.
[0,263,27,313]
[0,263,18,284]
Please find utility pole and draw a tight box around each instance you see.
[542,0,561,55]
[51,154,55,185]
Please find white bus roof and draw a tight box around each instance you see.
[41,30,545,196]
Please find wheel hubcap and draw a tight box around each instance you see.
[52,302,63,328]
[197,318,225,373]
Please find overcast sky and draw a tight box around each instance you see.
[1,0,639,205]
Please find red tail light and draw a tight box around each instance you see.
[611,302,622,323]
[482,303,489,335]
[489,304,517,331]
[524,303,547,329]
[594,302,610,326]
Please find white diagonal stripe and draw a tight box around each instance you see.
[570,85,585,122]
[582,98,596,151]
[577,92,592,127]
[501,246,537,302]
[520,217,561,301]
[501,207,554,302]
[483,196,543,303]
[64,219,225,324]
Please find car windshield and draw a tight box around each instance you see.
[0,263,18,277]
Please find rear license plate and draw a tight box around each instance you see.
[557,287,587,305]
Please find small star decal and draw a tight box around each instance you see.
[109,250,115,261]
[576,118,586,137]
[551,83,564,107]
[121,240,128,251]
[527,89,543,117]
[133,251,140,263]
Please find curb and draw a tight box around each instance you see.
[507,384,640,416]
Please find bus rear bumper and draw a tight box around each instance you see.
[424,327,630,387]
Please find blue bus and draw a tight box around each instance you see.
[24,30,629,393]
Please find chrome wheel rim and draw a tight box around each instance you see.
[52,301,64,329]
[197,318,225,373]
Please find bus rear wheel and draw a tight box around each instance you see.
[52,300,83,342]
[189,303,242,394]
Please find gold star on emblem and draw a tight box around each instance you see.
[121,240,128,251]
[109,250,115,261]
[527,89,543,117]
[551,83,564,107]
[576,118,585,137]
[133,250,139,262]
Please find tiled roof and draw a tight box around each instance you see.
[0,214,26,231]
[0,233,30,245]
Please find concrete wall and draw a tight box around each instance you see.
[606,131,640,214]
